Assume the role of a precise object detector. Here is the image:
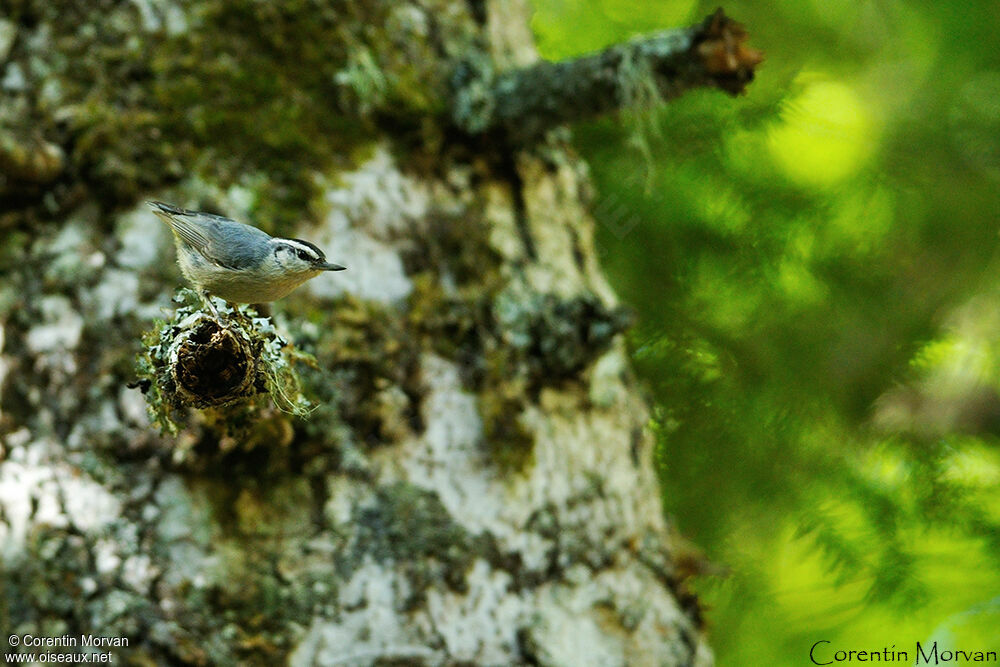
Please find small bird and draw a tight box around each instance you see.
[148,201,345,317]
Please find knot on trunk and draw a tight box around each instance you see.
[171,317,258,407]
[133,291,315,433]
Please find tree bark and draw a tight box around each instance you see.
[0,1,752,664]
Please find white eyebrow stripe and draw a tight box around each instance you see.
[279,239,322,258]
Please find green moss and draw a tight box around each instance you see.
[408,272,489,363]
[231,478,313,537]
[8,0,485,222]
[478,381,536,472]
[409,269,633,471]
[400,211,634,472]
[410,206,505,286]
[71,104,182,202]
[350,482,481,595]
[494,289,634,380]
[404,204,506,368]
[298,296,421,447]
[10,0,458,216]
[3,526,158,650]
[409,272,540,472]
[336,47,390,117]
[450,53,498,135]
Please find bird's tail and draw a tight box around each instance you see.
[147,201,190,216]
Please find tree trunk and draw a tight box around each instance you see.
[0,1,749,664]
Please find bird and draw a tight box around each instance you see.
[148,201,345,319]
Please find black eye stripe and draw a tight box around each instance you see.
[288,238,326,261]
[277,243,316,261]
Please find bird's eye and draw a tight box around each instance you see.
[297,250,310,261]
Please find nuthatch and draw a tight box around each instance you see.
[148,201,344,317]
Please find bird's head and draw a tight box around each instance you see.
[270,238,346,275]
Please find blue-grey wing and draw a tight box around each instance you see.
[199,217,273,269]
[149,202,272,269]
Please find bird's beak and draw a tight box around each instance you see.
[317,262,347,271]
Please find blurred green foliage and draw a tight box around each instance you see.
[532,1,1000,664]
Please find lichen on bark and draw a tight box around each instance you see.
[134,290,314,437]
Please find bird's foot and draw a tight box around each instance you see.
[200,291,227,327]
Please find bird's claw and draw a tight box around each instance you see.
[201,291,228,328]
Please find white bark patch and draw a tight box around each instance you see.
[325,145,429,240]
[482,182,527,262]
[121,553,159,594]
[589,348,629,408]
[527,577,627,667]
[0,19,16,62]
[323,477,374,527]
[301,145,430,304]
[424,559,525,663]
[290,558,439,667]
[519,156,590,299]
[26,295,83,354]
[521,561,707,667]
[515,154,621,306]
[392,349,665,579]
[26,319,79,382]
[0,458,121,560]
[304,145,427,304]
[83,268,159,322]
[118,384,151,428]
[305,218,412,303]
[129,0,188,34]
[485,0,539,69]
[93,538,123,574]
[518,387,650,539]
[0,323,7,411]
[42,209,106,285]
[590,566,707,666]
[524,562,710,667]
[396,355,504,535]
[117,202,170,271]
[59,473,122,533]
[151,477,222,591]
